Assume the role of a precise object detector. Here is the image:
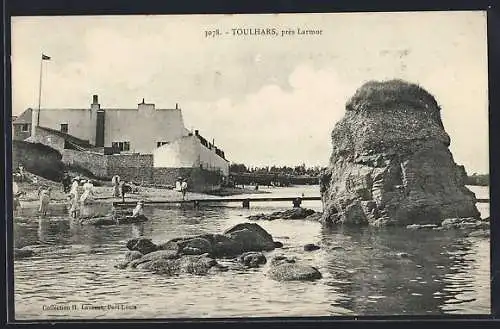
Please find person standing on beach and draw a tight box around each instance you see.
[13,181,23,212]
[120,181,132,203]
[112,175,121,197]
[80,180,95,205]
[39,187,51,217]
[69,192,80,218]
[61,172,71,193]
[18,165,25,182]
[175,177,182,192]
[69,177,79,197]
[181,179,188,200]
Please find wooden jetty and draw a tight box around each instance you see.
[113,196,489,208]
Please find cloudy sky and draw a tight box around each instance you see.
[11,11,488,173]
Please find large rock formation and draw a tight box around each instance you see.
[320,80,480,226]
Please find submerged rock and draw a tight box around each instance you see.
[139,254,218,276]
[79,216,117,226]
[14,247,35,259]
[441,217,489,230]
[320,80,480,227]
[270,255,296,266]
[304,243,321,251]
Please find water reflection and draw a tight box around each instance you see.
[320,225,485,315]
[13,185,490,319]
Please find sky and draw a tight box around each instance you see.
[11,11,489,174]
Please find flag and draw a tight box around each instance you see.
[42,54,51,60]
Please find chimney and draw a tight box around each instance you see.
[195,130,199,136]
[176,103,179,109]
[91,95,100,111]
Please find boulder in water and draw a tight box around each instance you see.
[304,243,321,251]
[238,251,267,268]
[14,247,35,259]
[320,80,480,226]
[126,238,158,255]
[248,208,319,221]
[267,262,322,281]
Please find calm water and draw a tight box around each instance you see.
[13,185,490,319]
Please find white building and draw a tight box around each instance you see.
[18,95,229,179]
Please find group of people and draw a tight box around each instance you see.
[67,176,95,219]
[112,175,137,202]
[15,169,188,218]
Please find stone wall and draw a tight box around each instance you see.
[62,149,108,178]
[107,154,154,184]
[153,167,223,192]
[62,149,222,191]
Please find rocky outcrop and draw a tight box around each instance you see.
[118,223,279,274]
[247,208,319,221]
[320,80,480,226]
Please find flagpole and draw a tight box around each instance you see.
[37,54,43,127]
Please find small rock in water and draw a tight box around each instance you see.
[238,252,267,268]
[397,252,410,258]
[304,244,321,252]
[124,250,143,262]
[267,262,322,281]
[14,247,35,259]
[126,238,158,255]
[273,241,284,248]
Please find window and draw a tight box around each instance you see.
[157,141,169,148]
[112,141,131,152]
[60,124,68,133]
[21,124,29,132]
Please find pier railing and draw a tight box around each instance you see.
[113,196,489,209]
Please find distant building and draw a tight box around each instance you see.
[14,95,229,188]
[12,108,33,141]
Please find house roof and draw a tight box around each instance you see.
[13,108,32,124]
[36,126,94,148]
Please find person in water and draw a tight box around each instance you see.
[39,187,51,216]
[132,201,144,217]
